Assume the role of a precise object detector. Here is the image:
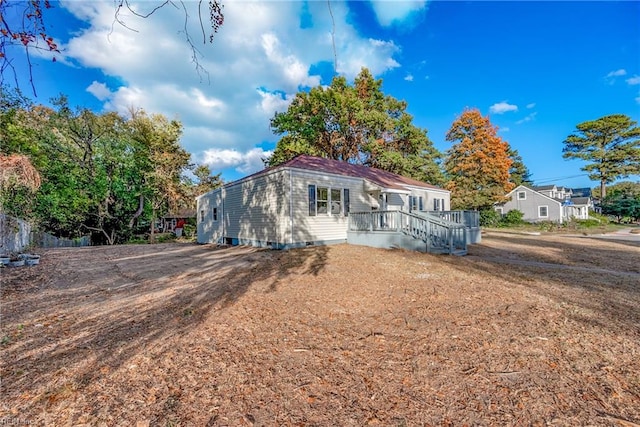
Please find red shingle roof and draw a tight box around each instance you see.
[277,155,442,191]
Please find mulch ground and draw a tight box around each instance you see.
[1,232,639,426]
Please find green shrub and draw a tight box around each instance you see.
[183,223,196,238]
[154,233,176,243]
[127,236,149,244]
[480,208,501,227]
[501,209,525,226]
[587,211,609,223]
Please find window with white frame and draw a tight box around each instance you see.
[496,207,503,215]
[317,187,329,214]
[539,206,548,218]
[308,185,348,216]
[517,191,526,200]
[433,198,445,211]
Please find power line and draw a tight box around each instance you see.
[533,173,590,185]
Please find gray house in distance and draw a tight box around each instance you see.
[496,184,592,223]
[197,155,481,254]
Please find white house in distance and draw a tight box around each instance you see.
[496,184,592,223]
[196,155,451,249]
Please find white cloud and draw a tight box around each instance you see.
[202,148,273,176]
[626,75,640,85]
[369,1,428,27]
[516,112,537,125]
[606,69,627,78]
[526,103,536,109]
[404,74,414,82]
[86,81,111,101]
[604,69,628,85]
[499,127,510,133]
[337,38,400,78]
[489,101,518,114]
[58,0,403,179]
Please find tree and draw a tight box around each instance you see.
[1,91,198,244]
[191,164,223,197]
[591,181,640,199]
[444,108,514,210]
[128,110,191,242]
[269,68,444,184]
[1,1,224,95]
[508,147,533,186]
[601,196,640,223]
[0,154,41,214]
[563,114,640,199]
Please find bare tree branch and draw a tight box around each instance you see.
[1,1,224,96]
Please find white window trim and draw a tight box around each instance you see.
[539,205,549,218]
[309,185,348,217]
[517,191,527,200]
[496,207,503,215]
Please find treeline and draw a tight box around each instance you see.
[0,88,221,244]
[597,182,640,223]
[3,68,638,243]
[269,68,531,210]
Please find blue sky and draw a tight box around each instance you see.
[5,1,640,188]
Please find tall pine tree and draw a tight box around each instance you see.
[563,114,640,198]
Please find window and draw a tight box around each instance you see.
[331,189,342,215]
[517,191,526,200]
[433,198,445,211]
[213,207,218,222]
[496,207,503,215]
[200,209,205,222]
[410,196,424,212]
[539,206,548,218]
[309,185,348,216]
[317,187,328,214]
[343,189,350,215]
[308,185,316,216]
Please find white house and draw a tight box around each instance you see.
[496,184,592,223]
[196,155,451,249]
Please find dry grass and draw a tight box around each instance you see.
[1,233,639,426]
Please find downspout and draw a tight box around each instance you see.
[222,188,225,244]
[289,169,294,246]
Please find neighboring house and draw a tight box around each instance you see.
[196,155,451,249]
[496,184,593,223]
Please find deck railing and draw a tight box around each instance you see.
[348,210,467,254]
[428,210,480,228]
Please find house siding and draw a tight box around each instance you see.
[196,188,224,244]
[500,186,563,222]
[224,169,291,246]
[290,169,367,244]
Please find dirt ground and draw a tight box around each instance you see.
[1,232,639,426]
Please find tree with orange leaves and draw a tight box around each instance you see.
[444,108,514,210]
